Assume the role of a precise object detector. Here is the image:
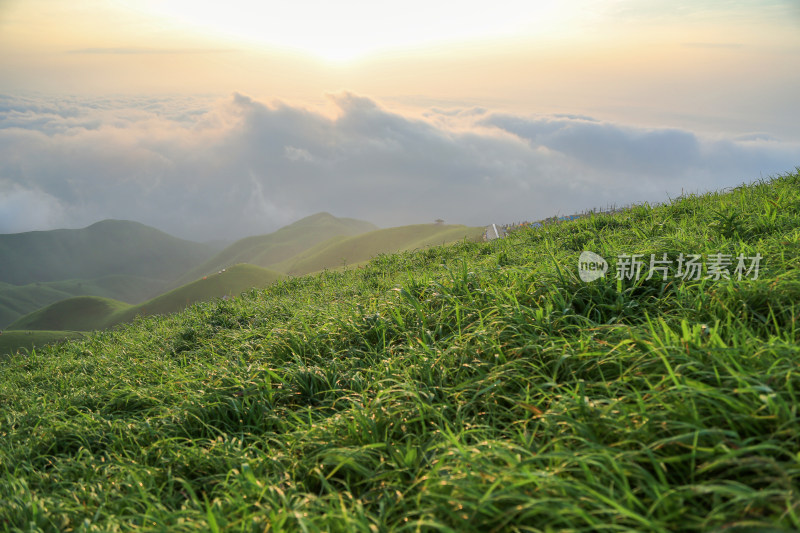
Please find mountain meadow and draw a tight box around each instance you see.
[0,170,798,530]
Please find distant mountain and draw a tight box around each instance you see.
[0,275,168,329]
[177,212,376,283]
[0,220,216,285]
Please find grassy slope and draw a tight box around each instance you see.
[276,223,484,276]
[0,275,168,328]
[0,219,214,286]
[1,170,799,531]
[6,296,130,332]
[108,264,285,327]
[179,212,377,283]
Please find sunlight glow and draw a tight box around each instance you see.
[121,0,573,62]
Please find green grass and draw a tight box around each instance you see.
[275,223,485,275]
[0,169,799,531]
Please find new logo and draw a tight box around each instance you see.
[578,251,608,282]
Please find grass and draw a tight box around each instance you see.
[0,169,798,531]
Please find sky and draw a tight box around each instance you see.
[0,0,798,241]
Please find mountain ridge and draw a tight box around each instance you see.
[176,212,378,284]
[0,219,215,286]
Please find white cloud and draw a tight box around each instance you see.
[0,182,65,233]
[284,146,314,162]
[0,92,796,240]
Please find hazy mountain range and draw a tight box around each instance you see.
[0,213,482,347]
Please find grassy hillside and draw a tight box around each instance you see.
[276,223,484,275]
[180,212,377,283]
[109,264,285,327]
[0,275,168,328]
[6,296,131,331]
[1,170,799,531]
[6,264,285,334]
[0,219,214,285]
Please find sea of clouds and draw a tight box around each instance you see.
[1,92,797,241]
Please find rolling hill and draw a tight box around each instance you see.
[6,296,131,332]
[275,223,485,276]
[6,264,285,333]
[177,212,377,283]
[107,263,285,327]
[0,219,215,285]
[0,275,169,328]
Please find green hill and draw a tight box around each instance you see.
[109,264,285,326]
[7,264,285,333]
[276,223,484,275]
[2,217,473,332]
[178,212,377,283]
[0,330,84,361]
[6,296,130,331]
[2,170,799,530]
[0,214,368,327]
[0,219,215,285]
[0,275,168,328]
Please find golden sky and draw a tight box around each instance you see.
[0,1,798,238]
[2,0,797,133]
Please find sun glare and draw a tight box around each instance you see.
[121,0,570,63]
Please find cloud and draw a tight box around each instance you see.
[479,113,798,186]
[0,92,797,241]
[0,182,64,234]
[425,107,488,118]
[68,48,235,55]
[681,42,743,49]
